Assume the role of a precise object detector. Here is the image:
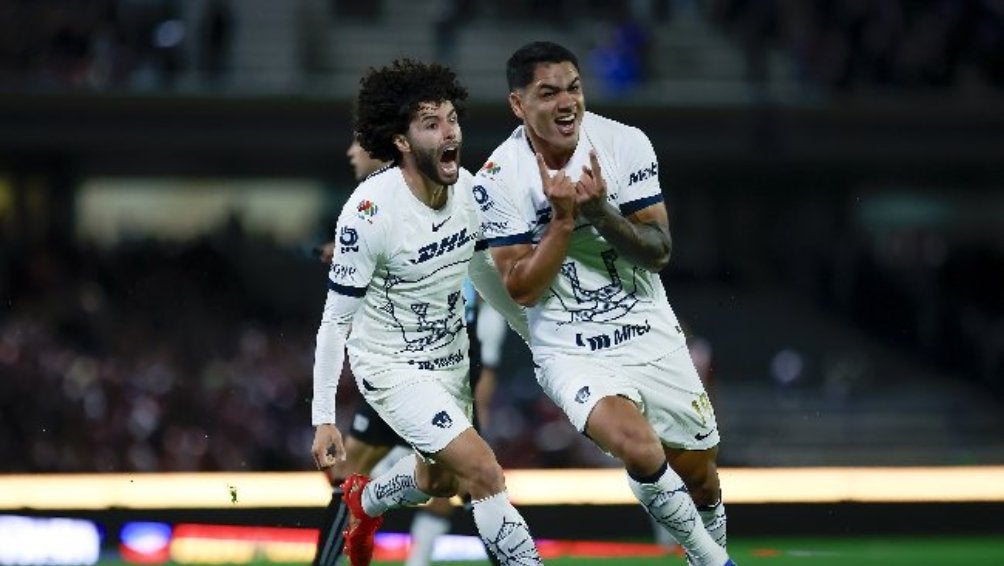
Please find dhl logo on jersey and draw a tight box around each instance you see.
[410,228,473,265]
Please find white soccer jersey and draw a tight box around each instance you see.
[474,111,686,362]
[327,166,482,385]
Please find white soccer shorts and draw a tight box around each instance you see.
[536,345,720,450]
[355,368,474,456]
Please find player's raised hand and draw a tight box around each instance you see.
[311,423,346,470]
[537,152,577,220]
[576,150,608,220]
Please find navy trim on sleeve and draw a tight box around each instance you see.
[327,280,367,297]
[475,239,489,251]
[487,232,533,247]
[619,194,664,216]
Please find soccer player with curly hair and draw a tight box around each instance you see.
[310,59,542,566]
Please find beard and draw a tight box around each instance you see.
[413,143,459,187]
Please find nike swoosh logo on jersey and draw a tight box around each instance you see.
[694,428,716,441]
[432,217,451,232]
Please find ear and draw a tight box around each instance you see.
[508,91,524,121]
[393,134,410,154]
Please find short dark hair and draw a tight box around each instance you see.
[506,41,580,91]
[354,59,468,162]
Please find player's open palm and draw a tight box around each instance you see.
[576,150,608,220]
[311,423,346,470]
[537,153,577,220]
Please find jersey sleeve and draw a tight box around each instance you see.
[326,193,387,297]
[311,290,359,425]
[314,191,387,426]
[615,127,664,216]
[474,164,534,247]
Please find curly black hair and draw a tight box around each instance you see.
[354,59,468,163]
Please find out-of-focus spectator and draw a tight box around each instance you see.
[197,0,233,84]
[589,15,651,96]
[0,232,322,473]
[0,0,188,91]
[713,0,1004,92]
[432,0,478,66]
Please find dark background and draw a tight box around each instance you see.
[1,0,1002,474]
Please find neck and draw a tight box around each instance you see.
[401,164,449,209]
[525,129,574,170]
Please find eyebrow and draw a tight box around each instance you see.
[417,102,452,116]
[417,107,456,122]
[535,76,580,91]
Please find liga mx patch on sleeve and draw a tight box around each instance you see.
[356,199,379,222]
[480,160,501,177]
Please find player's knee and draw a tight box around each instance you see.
[461,458,505,498]
[425,475,460,498]
[418,467,460,498]
[424,496,455,517]
[685,471,721,507]
[606,424,663,469]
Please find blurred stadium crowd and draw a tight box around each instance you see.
[0,0,1000,93]
[0,231,316,473]
[712,0,1003,91]
[0,224,613,473]
[2,203,1002,472]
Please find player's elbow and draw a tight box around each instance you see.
[505,281,542,307]
[510,288,541,307]
[643,233,672,272]
[645,249,671,272]
[502,268,543,306]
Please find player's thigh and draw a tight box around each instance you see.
[635,346,720,451]
[535,354,641,433]
[363,372,474,457]
[584,394,662,457]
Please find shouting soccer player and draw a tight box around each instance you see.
[473,41,736,566]
[310,59,541,566]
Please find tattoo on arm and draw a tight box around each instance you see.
[591,210,671,272]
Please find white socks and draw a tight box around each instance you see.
[405,511,451,566]
[699,498,728,549]
[650,514,680,549]
[362,454,432,517]
[361,457,543,565]
[651,500,728,551]
[627,464,729,566]
[471,492,542,565]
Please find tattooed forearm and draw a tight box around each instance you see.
[587,204,671,272]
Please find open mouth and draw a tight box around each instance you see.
[439,145,460,177]
[555,114,577,136]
